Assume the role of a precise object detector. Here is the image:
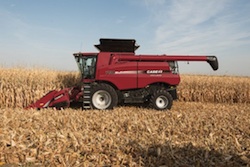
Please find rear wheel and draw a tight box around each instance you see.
[91,83,118,110]
[150,89,173,110]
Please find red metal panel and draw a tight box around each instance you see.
[137,62,180,88]
[97,61,138,90]
[87,52,216,90]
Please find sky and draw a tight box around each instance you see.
[0,0,250,76]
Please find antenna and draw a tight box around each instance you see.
[80,42,83,52]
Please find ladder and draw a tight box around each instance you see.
[83,83,91,109]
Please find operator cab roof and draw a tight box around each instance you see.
[73,52,97,57]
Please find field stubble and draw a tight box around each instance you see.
[0,103,249,166]
[0,67,250,166]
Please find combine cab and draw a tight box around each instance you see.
[26,38,218,110]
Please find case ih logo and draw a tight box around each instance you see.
[146,70,163,74]
[107,70,166,75]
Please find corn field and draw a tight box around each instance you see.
[0,67,249,108]
[178,75,250,104]
[0,67,250,166]
[0,67,80,108]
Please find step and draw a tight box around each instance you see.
[84,91,91,94]
[84,85,91,88]
[83,106,91,109]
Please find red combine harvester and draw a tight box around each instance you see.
[26,39,218,110]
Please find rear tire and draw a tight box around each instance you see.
[150,89,173,110]
[91,83,118,110]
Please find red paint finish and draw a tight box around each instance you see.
[80,52,217,90]
[26,87,82,109]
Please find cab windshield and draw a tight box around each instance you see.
[75,55,97,79]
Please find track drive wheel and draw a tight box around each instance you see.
[91,83,118,110]
[150,89,173,110]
